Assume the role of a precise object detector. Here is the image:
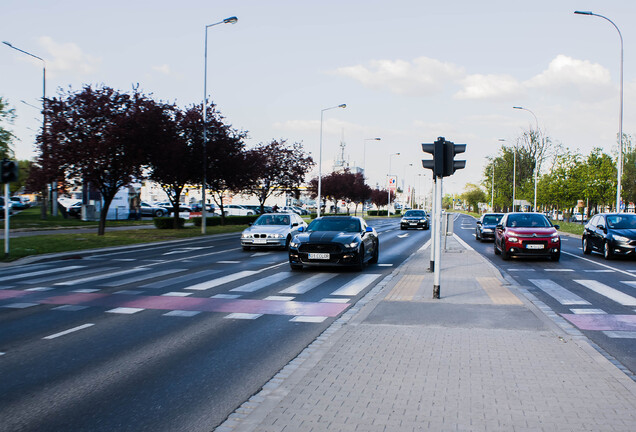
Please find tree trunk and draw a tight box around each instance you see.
[98,194,116,236]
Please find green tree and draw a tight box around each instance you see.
[461,183,487,212]
[620,134,635,207]
[0,97,17,159]
[585,148,616,213]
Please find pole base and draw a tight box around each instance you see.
[433,285,440,299]
[429,260,434,272]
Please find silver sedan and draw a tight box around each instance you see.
[241,213,307,251]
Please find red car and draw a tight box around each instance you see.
[494,212,561,261]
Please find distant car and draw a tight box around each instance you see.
[282,206,310,216]
[241,212,307,251]
[0,197,13,217]
[400,209,429,230]
[494,212,561,261]
[9,197,30,210]
[140,201,167,217]
[288,215,379,271]
[155,202,192,214]
[475,213,504,241]
[571,212,586,222]
[222,204,256,216]
[582,213,636,259]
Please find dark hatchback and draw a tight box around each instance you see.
[494,212,561,261]
[582,213,636,259]
[288,216,379,271]
[400,209,429,230]
[475,213,504,241]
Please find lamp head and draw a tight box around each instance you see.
[574,11,593,15]
[3,41,13,47]
[223,16,238,24]
[338,104,346,108]
[512,106,523,110]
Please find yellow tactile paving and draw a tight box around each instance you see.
[477,277,523,305]
[386,275,426,301]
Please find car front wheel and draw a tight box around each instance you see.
[369,241,379,264]
[603,241,614,260]
[154,210,165,217]
[582,237,592,255]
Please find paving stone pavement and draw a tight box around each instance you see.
[219,235,636,432]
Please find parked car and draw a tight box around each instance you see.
[155,201,192,214]
[288,216,379,271]
[571,212,586,222]
[66,200,83,218]
[475,213,504,241]
[494,212,561,261]
[241,212,307,251]
[222,204,256,216]
[140,201,167,217]
[582,213,636,259]
[400,209,429,230]
[0,197,13,217]
[282,205,310,216]
[9,196,30,210]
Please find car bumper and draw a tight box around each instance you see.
[609,241,636,256]
[288,248,361,267]
[400,221,428,229]
[242,238,287,248]
[504,239,560,257]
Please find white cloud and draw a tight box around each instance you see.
[524,54,613,101]
[152,64,172,75]
[333,57,464,96]
[455,74,524,100]
[38,36,101,75]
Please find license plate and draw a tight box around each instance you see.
[409,223,417,225]
[526,244,544,250]
[308,253,330,260]
[254,238,267,244]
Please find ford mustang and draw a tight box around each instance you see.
[288,216,379,271]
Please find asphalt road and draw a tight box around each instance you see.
[453,213,636,377]
[0,218,429,432]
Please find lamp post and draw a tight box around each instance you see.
[201,16,238,234]
[317,103,346,218]
[575,11,624,212]
[387,152,400,217]
[3,41,52,215]
[362,137,381,177]
[513,106,539,211]
[491,163,495,211]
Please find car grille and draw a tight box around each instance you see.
[298,243,342,253]
[253,233,268,238]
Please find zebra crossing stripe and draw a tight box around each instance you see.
[529,279,591,305]
[331,274,382,296]
[279,273,338,295]
[55,267,150,286]
[574,280,636,306]
[0,265,85,282]
[185,270,258,291]
[230,272,294,293]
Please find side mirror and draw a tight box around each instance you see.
[553,224,560,230]
[365,226,374,233]
[298,226,305,232]
[292,222,299,227]
[476,221,482,225]
[495,224,503,230]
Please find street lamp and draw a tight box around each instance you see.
[201,16,238,234]
[3,41,52,214]
[513,106,539,211]
[317,103,346,218]
[387,152,400,217]
[362,137,381,177]
[574,10,624,212]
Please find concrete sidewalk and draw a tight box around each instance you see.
[220,236,636,432]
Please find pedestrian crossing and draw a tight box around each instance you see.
[0,259,385,324]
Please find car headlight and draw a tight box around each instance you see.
[271,233,284,239]
[345,241,360,249]
[508,236,519,243]
[613,235,630,243]
[400,218,406,223]
[419,219,427,223]
[289,240,300,248]
[241,233,253,239]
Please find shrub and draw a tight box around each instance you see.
[153,217,186,229]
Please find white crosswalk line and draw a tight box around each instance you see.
[622,281,636,288]
[331,274,382,296]
[529,279,591,305]
[101,268,186,287]
[279,273,338,295]
[55,267,150,286]
[186,270,258,291]
[0,265,85,282]
[230,272,294,293]
[575,279,636,306]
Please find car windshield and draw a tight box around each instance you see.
[308,218,361,233]
[404,210,425,217]
[483,214,503,224]
[506,214,551,228]
[253,214,290,226]
[606,214,636,229]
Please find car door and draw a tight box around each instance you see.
[360,219,375,259]
[591,215,607,250]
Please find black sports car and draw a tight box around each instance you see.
[475,213,504,241]
[582,213,636,259]
[400,209,429,230]
[288,216,379,271]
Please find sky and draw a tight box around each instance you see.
[2,0,636,196]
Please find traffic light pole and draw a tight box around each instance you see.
[4,182,9,256]
[429,175,436,271]
[432,175,442,299]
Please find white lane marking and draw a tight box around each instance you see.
[107,307,145,314]
[574,280,636,306]
[397,234,409,238]
[602,331,636,339]
[55,267,150,286]
[161,292,192,297]
[264,296,295,301]
[114,290,142,295]
[0,352,4,356]
[562,250,636,278]
[320,298,349,303]
[570,308,606,314]
[529,279,591,305]
[331,274,383,296]
[210,294,241,299]
[250,252,272,257]
[162,247,208,255]
[217,260,241,264]
[508,269,536,272]
[114,258,137,261]
[28,267,119,285]
[163,310,201,317]
[290,316,327,323]
[71,289,100,293]
[225,313,262,320]
[377,263,394,267]
[280,273,338,295]
[231,272,294,293]
[2,303,38,309]
[53,305,88,311]
[622,281,636,288]
[26,287,55,292]
[544,269,574,272]
[0,265,85,282]
[101,268,185,287]
[140,269,220,289]
[584,270,614,273]
[43,323,94,340]
[186,270,258,291]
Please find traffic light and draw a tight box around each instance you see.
[421,137,445,177]
[443,141,466,177]
[0,159,19,184]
